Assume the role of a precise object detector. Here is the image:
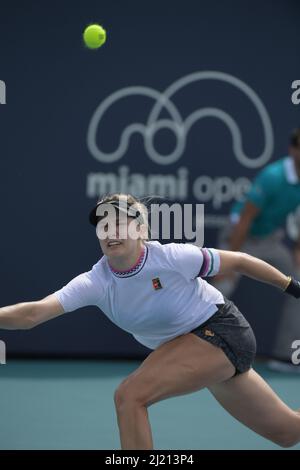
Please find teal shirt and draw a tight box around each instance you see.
[230,157,300,237]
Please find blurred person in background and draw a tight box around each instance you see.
[213,127,300,371]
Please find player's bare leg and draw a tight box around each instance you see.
[208,368,300,448]
[114,332,235,449]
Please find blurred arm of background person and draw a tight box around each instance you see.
[227,202,261,252]
[0,294,64,330]
[286,130,300,270]
[292,205,300,269]
[293,234,300,269]
[212,202,261,286]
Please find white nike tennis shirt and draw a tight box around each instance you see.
[53,241,224,350]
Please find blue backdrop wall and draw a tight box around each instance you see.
[0,0,299,358]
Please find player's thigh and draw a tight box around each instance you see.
[208,368,300,443]
[115,333,235,407]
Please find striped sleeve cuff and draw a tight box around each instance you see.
[197,248,220,277]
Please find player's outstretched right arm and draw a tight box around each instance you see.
[0,294,64,330]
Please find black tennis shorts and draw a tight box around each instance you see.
[190,297,257,376]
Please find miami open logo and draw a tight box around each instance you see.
[87,71,274,169]
[86,71,274,221]
[0,80,6,104]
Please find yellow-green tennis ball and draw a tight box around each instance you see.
[83,24,106,49]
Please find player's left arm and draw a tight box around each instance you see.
[216,249,300,297]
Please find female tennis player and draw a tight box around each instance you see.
[1,193,300,450]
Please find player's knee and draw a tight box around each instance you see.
[114,382,146,411]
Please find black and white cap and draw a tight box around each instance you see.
[89,198,143,227]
